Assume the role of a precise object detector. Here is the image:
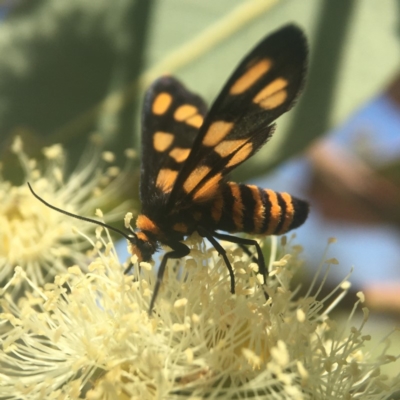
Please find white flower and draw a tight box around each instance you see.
[1,230,399,399]
[0,136,134,289]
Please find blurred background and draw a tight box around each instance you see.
[1,0,400,319]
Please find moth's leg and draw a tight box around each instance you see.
[124,261,142,284]
[212,232,267,286]
[237,243,258,263]
[124,262,135,275]
[149,241,190,315]
[197,226,235,294]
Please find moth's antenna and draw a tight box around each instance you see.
[27,182,135,241]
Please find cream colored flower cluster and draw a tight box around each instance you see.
[0,137,134,289]
[1,227,399,399]
[0,139,399,399]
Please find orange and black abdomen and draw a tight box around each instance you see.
[210,182,309,235]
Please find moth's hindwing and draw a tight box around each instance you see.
[140,76,208,203]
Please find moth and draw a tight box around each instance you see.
[29,24,309,313]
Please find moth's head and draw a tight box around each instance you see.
[128,230,157,263]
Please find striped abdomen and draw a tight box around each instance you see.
[210,182,309,235]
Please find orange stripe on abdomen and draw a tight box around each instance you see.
[276,192,295,234]
[247,185,265,234]
[261,189,281,234]
[229,182,244,231]
[211,193,224,223]
[212,183,308,236]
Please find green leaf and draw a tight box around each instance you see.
[0,0,153,169]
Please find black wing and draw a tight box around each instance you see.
[166,24,308,208]
[140,76,208,202]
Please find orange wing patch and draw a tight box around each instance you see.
[186,114,204,128]
[214,139,247,158]
[169,147,191,163]
[230,58,272,95]
[153,131,174,152]
[192,173,222,202]
[152,92,172,115]
[173,104,204,128]
[227,142,253,167]
[136,214,161,236]
[156,168,178,193]
[183,165,211,194]
[174,104,198,121]
[253,78,288,110]
[258,91,287,110]
[202,121,234,147]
